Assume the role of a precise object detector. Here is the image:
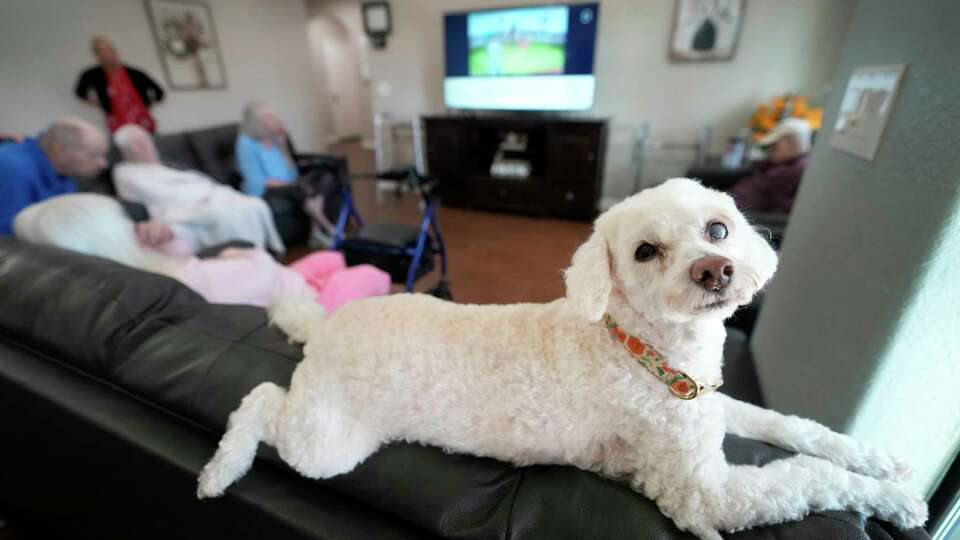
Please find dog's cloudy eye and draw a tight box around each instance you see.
[708,222,728,241]
[635,242,658,262]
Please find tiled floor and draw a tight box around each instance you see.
[315,141,594,305]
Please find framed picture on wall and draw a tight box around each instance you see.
[144,0,227,90]
[669,0,746,62]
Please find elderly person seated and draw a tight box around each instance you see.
[14,194,390,313]
[728,118,812,215]
[0,117,108,235]
[235,102,336,246]
[113,124,286,255]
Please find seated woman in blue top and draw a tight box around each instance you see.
[235,102,298,196]
[235,102,335,245]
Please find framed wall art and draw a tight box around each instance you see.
[145,0,227,89]
[669,0,746,63]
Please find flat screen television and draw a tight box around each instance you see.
[443,3,599,111]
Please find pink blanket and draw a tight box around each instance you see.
[172,249,390,312]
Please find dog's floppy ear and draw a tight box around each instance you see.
[564,231,612,322]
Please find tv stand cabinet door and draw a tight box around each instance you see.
[545,122,606,220]
[425,119,468,206]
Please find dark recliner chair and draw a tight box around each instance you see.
[0,238,928,540]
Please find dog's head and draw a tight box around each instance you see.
[564,178,778,324]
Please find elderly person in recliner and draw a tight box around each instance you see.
[728,118,813,214]
[113,124,285,255]
[235,102,336,247]
[0,117,107,235]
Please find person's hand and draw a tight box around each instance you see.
[135,220,174,248]
[265,179,289,188]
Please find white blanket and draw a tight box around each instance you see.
[113,163,285,254]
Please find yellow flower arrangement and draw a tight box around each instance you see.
[749,94,823,142]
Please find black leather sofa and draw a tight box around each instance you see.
[80,123,313,247]
[0,238,928,540]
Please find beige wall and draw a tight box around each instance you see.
[361,0,856,199]
[0,0,329,151]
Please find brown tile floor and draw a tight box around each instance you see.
[296,142,594,305]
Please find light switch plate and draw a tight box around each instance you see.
[831,64,906,161]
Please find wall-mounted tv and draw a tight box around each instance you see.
[443,3,599,111]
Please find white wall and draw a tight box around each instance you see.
[0,0,330,151]
[361,0,856,199]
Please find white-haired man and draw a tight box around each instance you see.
[729,118,812,214]
[113,124,286,254]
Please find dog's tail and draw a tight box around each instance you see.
[267,279,327,344]
[196,382,287,498]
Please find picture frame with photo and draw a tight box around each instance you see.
[669,0,746,63]
[144,0,227,90]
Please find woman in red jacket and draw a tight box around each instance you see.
[75,36,165,133]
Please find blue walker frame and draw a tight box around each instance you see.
[330,168,449,293]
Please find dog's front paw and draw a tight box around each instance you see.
[880,483,928,530]
[855,444,913,482]
[824,433,912,482]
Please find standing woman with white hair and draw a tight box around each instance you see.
[235,102,336,245]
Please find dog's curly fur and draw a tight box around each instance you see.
[198,178,927,539]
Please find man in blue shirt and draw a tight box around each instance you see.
[0,117,109,235]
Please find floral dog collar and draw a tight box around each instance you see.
[603,314,722,400]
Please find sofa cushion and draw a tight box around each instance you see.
[156,131,202,171]
[188,123,240,186]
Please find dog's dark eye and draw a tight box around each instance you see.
[635,242,658,262]
[707,222,728,241]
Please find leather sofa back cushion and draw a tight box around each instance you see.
[188,123,239,185]
[0,239,300,429]
[155,132,203,172]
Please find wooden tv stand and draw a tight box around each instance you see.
[423,115,608,221]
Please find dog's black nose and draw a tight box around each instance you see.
[690,256,734,291]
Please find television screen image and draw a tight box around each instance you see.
[444,3,599,111]
[467,7,569,77]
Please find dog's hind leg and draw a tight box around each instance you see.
[273,389,382,480]
[197,382,287,498]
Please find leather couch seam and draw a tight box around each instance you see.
[128,316,301,364]
[502,468,527,540]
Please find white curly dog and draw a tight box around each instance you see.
[198,178,927,539]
